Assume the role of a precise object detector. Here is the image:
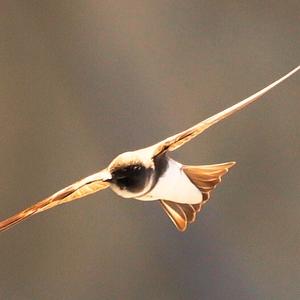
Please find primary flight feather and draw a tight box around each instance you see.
[0,66,299,232]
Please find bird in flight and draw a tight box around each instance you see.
[0,66,299,232]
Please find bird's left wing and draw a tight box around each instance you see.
[0,169,111,232]
[151,66,300,157]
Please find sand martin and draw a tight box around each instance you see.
[0,66,299,232]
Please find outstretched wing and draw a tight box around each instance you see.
[0,169,111,232]
[151,66,299,156]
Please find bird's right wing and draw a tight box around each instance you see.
[0,169,111,232]
[151,66,300,157]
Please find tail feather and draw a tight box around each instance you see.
[183,161,236,203]
[160,200,202,231]
[160,161,235,232]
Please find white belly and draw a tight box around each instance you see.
[136,158,202,204]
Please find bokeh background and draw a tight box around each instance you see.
[0,1,299,299]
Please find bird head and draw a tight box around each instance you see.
[108,151,155,198]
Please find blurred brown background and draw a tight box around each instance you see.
[0,1,299,299]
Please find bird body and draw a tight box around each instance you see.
[136,157,203,204]
[0,66,299,232]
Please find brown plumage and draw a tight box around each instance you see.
[0,170,110,232]
[160,201,202,232]
[160,162,235,231]
[0,66,299,232]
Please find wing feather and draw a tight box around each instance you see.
[0,169,111,232]
[152,66,299,156]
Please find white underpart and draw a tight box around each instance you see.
[137,158,203,204]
